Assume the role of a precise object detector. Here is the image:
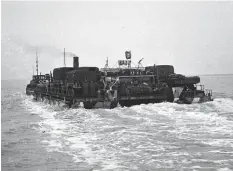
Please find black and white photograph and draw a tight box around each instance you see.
[1,1,233,170]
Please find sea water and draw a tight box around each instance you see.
[1,75,233,171]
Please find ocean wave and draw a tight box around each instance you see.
[22,97,233,170]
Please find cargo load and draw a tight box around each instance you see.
[53,67,74,80]
[66,69,100,82]
[145,65,174,77]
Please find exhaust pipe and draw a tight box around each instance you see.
[73,57,79,69]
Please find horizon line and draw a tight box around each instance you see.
[1,73,233,81]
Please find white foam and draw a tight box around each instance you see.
[218,168,233,171]
[21,96,233,170]
[213,98,233,113]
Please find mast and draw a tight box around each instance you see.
[128,59,131,68]
[125,51,131,68]
[156,65,159,84]
[138,58,144,68]
[64,48,66,67]
[36,51,38,76]
[104,57,109,68]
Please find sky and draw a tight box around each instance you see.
[1,1,233,80]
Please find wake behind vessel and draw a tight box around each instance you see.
[26,51,213,108]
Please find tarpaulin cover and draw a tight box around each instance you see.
[66,70,98,82]
[53,67,74,80]
[145,65,174,77]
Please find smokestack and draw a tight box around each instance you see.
[73,57,79,69]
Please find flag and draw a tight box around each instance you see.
[125,51,131,59]
[118,60,130,66]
